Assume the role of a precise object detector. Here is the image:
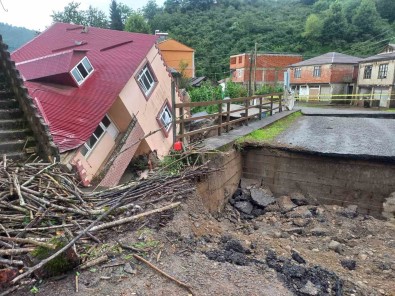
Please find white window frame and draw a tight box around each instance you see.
[378,64,388,79]
[81,115,118,158]
[294,68,301,78]
[159,104,173,132]
[363,65,372,79]
[70,56,94,85]
[137,64,156,96]
[313,66,321,77]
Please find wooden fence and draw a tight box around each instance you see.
[173,92,283,143]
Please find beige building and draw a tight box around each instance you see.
[357,45,395,108]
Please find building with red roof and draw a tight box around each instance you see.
[12,23,181,186]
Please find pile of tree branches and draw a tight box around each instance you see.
[0,156,209,293]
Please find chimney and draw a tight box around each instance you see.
[155,30,169,42]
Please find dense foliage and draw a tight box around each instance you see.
[147,0,394,79]
[0,23,36,52]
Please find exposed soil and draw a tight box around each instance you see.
[12,183,395,296]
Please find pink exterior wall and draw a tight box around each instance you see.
[118,44,179,159]
[72,132,116,185]
[69,44,180,186]
[99,121,145,187]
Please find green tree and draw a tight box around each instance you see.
[124,12,151,33]
[118,3,133,27]
[302,14,323,39]
[321,1,348,43]
[376,0,395,23]
[143,0,161,21]
[352,0,381,36]
[85,6,108,28]
[109,0,123,30]
[51,1,85,25]
[163,0,182,13]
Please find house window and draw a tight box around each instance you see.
[157,101,173,135]
[137,64,157,96]
[363,65,372,79]
[313,66,321,77]
[230,57,236,64]
[80,115,119,157]
[378,64,388,79]
[238,56,242,63]
[294,68,301,78]
[70,57,94,85]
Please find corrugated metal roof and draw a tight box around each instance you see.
[158,39,194,52]
[290,52,361,67]
[12,23,158,153]
[361,51,395,63]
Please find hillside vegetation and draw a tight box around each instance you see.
[147,0,395,78]
[0,23,36,52]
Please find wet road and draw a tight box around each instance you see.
[276,116,395,157]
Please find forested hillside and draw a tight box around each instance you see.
[0,23,36,52]
[146,0,395,78]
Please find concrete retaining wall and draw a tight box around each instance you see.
[242,147,395,217]
[197,149,242,215]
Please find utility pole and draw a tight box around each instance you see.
[253,42,257,94]
[248,51,254,97]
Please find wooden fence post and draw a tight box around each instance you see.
[226,101,231,132]
[179,106,184,142]
[279,94,283,112]
[270,96,273,116]
[245,97,249,126]
[217,99,222,136]
[259,97,263,120]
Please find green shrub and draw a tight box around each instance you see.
[224,81,247,98]
[188,81,222,114]
[255,84,284,95]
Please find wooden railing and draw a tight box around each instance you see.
[174,92,283,142]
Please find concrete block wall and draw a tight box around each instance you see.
[197,149,242,215]
[242,147,395,217]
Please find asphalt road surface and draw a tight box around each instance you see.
[275,116,395,157]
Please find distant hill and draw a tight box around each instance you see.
[0,23,36,52]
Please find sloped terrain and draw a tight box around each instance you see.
[11,179,395,296]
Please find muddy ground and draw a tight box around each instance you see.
[12,186,395,296]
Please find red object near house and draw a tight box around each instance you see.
[173,141,183,151]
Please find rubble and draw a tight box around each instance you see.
[0,157,212,290]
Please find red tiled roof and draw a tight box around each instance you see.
[12,23,158,152]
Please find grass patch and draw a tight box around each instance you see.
[386,108,395,112]
[237,111,302,144]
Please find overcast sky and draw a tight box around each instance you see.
[0,0,164,31]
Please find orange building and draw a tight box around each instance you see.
[158,39,195,78]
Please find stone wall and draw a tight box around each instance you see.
[242,146,395,217]
[0,35,59,161]
[197,149,242,215]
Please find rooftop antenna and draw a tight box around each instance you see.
[0,0,8,12]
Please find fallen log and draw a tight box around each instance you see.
[0,237,55,249]
[0,248,34,256]
[88,202,181,233]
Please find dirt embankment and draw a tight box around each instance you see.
[12,179,395,296]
